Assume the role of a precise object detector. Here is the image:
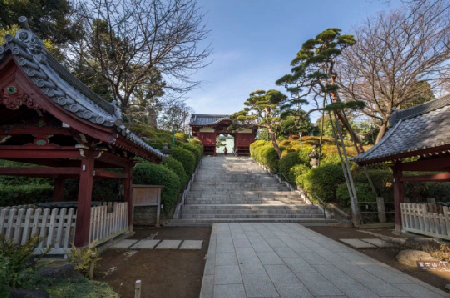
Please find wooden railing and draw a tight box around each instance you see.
[0,202,128,256]
[400,203,450,240]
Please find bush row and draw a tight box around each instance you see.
[251,137,450,208]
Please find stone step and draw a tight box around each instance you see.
[185,199,302,204]
[170,218,335,224]
[183,203,316,210]
[172,156,328,224]
[182,209,321,215]
[187,192,300,199]
[181,213,324,219]
[190,185,288,190]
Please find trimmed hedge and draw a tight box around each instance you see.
[162,156,188,185]
[190,139,204,155]
[278,149,311,182]
[133,162,181,213]
[180,143,202,165]
[252,144,279,170]
[336,183,376,207]
[171,147,196,176]
[0,184,53,207]
[296,163,345,202]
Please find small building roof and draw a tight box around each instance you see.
[0,16,166,160]
[190,113,258,127]
[190,114,231,126]
[352,94,450,165]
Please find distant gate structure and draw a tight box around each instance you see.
[189,114,257,156]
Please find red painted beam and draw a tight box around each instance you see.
[74,151,95,247]
[357,144,450,165]
[97,152,131,168]
[395,156,450,172]
[401,172,450,182]
[94,169,127,179]
[0,126,73,135]
[0,147,80,159]
[0,167,80,175]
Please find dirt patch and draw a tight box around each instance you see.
[96,227,211,298]
[309,226,450,292]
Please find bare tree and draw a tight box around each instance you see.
[159,101,194,132]
[339,0,450,143]
[71,0,211,115]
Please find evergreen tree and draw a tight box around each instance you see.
[276,28,364,151]
[230,89,288,158]
[0,0,82,47]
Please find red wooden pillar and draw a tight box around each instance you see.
[124,164,133,233]
[74,150,95,247]
[393,164,404,233]
[53,177,65,202]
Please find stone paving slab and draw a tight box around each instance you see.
[180,240,203,249]
[130,239,160,249]
[109,239,139,249]
[360,238,391,248]
[199,223,450,298]
[155,240,182,249]
[340,238,377,248]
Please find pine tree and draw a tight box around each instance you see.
[230,89,288,158]
[276,28,365,226]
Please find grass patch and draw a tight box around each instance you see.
[33,278,118,298]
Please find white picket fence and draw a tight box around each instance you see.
[0,202,128,256]
[400,203,450,240]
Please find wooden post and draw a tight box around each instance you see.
[124,164,133,233]
[376,197,386,223]
[89,253,96,280]
[393,164,404,233]
[74,150,95,247]
[156,188,161,227]
[53,177,65,202]
[134,280,142,298]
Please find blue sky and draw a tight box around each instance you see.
[185,0,403,123]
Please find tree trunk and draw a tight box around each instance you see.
[147,109,158,129]
[375,122,387,144]
[268,129,282,159]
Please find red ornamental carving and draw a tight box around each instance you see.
[1,92,40,110]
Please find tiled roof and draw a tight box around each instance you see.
[352,94,450,164]
[190,114,231,126]
[0,17,166,159]
[190,114,258,126]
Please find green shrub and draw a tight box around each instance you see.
[297,163,345,202]
[352,169,393,201]
[0,235,50,297]
[422,183,450,202]
[250,140,268,158]
[180,143,202,165]
[190,139,204,155]
[0,184,53,207]
[336,183,376,207]
[133,162,181,213]
[66,243,101,278]
[171,147,196,176]
[254,144,279,170]
[290,164,310,182]
[279,152,301,182]
[162,157,188,185]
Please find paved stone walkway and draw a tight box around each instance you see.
[201,223,450,298]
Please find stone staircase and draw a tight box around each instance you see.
[170,156,331,225]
